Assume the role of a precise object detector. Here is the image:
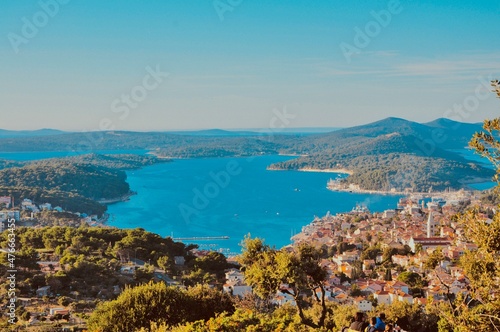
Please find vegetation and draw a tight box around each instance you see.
[0,227,204,303]
[0,118,492,193]
[270,121,494,192]
[87,282,234,332]
[435,115,500,331]
[238,236,330,329]
[0,154,167,215]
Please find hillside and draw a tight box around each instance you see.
[271,118,492,192]
[0,128,66,138]
[0,154,168,215]
[0,118,491,192]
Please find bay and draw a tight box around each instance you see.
[107,155,401,254]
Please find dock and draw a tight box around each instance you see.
[172,236,229,241]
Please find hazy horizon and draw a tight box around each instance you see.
[1,1,499,131]
[0,116,486,133]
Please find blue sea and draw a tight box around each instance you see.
[3,149,494,254]
[105,155,400,254]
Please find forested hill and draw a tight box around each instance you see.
[0,118,491,192]
[271,118,492,192]
[276,117,483,155]
[0,130,280,156]
[0,154,168,216]
[0,117,483,155]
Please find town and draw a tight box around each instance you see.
[222,189,487,313]
[0,187,496,331]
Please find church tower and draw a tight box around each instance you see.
[427,212,435,237]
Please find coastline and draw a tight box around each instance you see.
[98,191,137,205]
[327,185,404,196]
[267,166,353,175]
[297,167,353,175]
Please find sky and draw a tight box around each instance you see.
[0,0,499,131]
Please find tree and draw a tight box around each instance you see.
[384,267,392,281]
[436,106,500,330]
[423,247,445,271]
[239,236,329,329]
[87,281,233,332]
[157,255,174,273]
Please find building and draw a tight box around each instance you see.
[0,210,20,222]
[354,297,373,312]
[36,286,51,297]
[408,237,451,253]
[383,210,396,218]
[427,212,437,237]
[39,203,52,211]
[0,196,12,208]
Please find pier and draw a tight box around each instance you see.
[172,236,229,241]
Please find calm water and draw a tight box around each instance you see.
[5,150,493,254]
[106,156,401,254]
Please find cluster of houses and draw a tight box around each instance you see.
[222,191,485,312]
[0,196,102,229]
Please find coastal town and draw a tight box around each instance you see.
[0,196,107,231]
[0,186,496,330]
[222,189,488,314]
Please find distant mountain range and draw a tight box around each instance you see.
[0,129,66,138]
[0,127,339,138]
[0,117,492,192]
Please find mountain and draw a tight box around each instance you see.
[168,129,260,136]
[0,129,66,138]
[0,118,492,192]
[271,117,492,192]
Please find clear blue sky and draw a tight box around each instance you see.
[1,0,499,131]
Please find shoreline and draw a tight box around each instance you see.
[327,185,404,196]
[267,166,353,175]
[98,191,136,205]
[297,167,353,175]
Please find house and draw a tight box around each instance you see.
[333,292,350,304]
[223,281,252,297]
[0,210,20,222]
[0,196,12,208]
[396,291,413,304]
[386,280,410,295]
[39,203,52,211]
[362,259,375,271]
[392,255,410,267]
[354,297,373,312]
[374,291,391,305]
[49,308,69,315]
[341,222,351,231]
[223,269,252,297]
[383,210,396,219]
[408,237,451,253]
[174,256,185,266]
[36,286,51,297]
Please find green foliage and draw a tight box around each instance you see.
[170,308,307,332]
[378,301,439,331]
[423,247,445,271]
[0,154,167,216]
[87,281,234,332]
[436,114,500,331]
[397,271,424,288]
[0,226,194,300]
[0,159,130,199]
[239,236,329,329]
